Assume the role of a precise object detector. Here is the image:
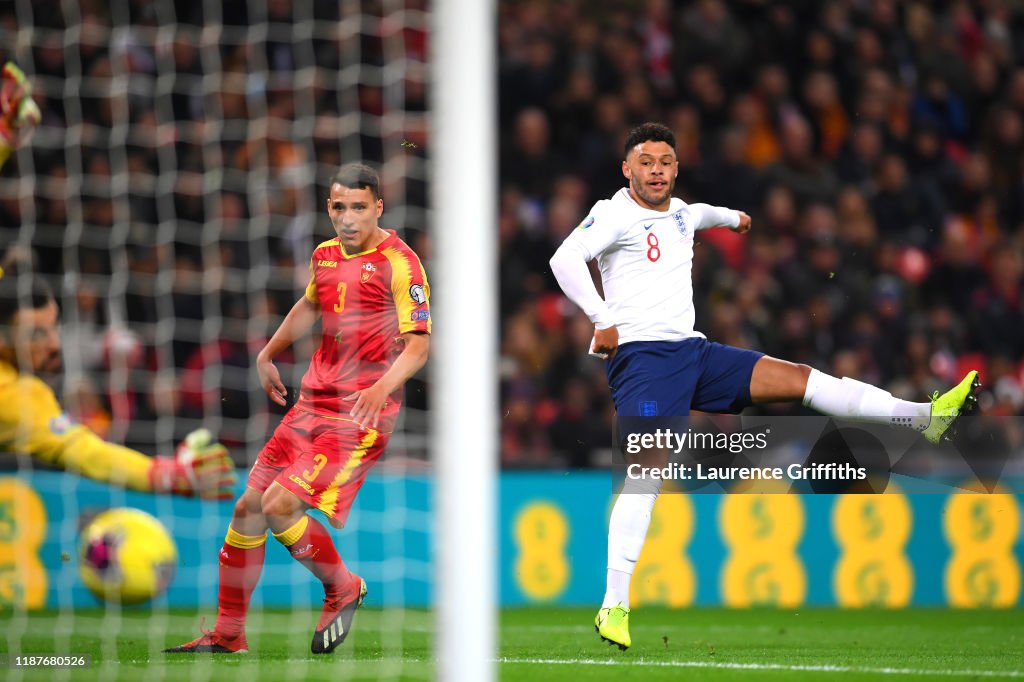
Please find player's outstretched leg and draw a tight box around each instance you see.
[923,370,981,444]
[796,362,981,441]
[311,577,368,654]
[595,604,631,650]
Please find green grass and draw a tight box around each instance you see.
[1,607,1022,681]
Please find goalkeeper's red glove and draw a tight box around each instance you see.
[0,62,41,157]
[148,428,237,500]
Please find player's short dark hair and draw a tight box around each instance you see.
[0,273,55,326]
[331,163,381,200]
[624,122,676,158]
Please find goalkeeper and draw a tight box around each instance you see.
[0,61,41,171]
[0,273,236,499]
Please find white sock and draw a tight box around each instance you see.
[802,368,930,431]
[604,569,632,609]
[602,476,661,609]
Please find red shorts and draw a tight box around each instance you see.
[248,408,389,527]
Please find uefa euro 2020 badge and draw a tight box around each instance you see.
[577,215,595,230]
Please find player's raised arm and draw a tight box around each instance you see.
[67,427,235,499]
[0,376,236,499]
[689,203,750,233]
[257,291,322,406]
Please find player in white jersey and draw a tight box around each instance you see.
[549,122,980,650]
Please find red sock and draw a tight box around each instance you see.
[274,515,355,600]
[214,528,267,638]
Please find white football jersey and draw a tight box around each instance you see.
[551,188,739,346]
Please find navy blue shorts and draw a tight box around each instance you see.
[605,338,763,417]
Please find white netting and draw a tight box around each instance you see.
[0,0,432,678]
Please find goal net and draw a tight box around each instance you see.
[0,0,470,679]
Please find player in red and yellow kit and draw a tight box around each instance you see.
[167,163,430,655]
[0,274,236,498]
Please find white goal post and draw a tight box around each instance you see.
[431,0,497,681]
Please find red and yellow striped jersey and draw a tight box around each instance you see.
[300,229,430,429]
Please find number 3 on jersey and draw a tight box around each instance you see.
[334,282,347,313]
[647,233,660,262]
[304,453,328,482]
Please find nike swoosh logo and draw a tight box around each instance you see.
[643,224,653,230]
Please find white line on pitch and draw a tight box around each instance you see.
[501,624,778,633]
[497,658,1024,678]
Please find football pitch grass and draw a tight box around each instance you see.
[2,607,1022,681]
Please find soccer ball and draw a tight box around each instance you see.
[78,508,178,605]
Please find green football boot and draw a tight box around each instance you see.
[922,370,980,444]
[595,604,631,650]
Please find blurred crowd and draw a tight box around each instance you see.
[498,0,1024,467]
[0,0,1022,469]
[0,0,430,460]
